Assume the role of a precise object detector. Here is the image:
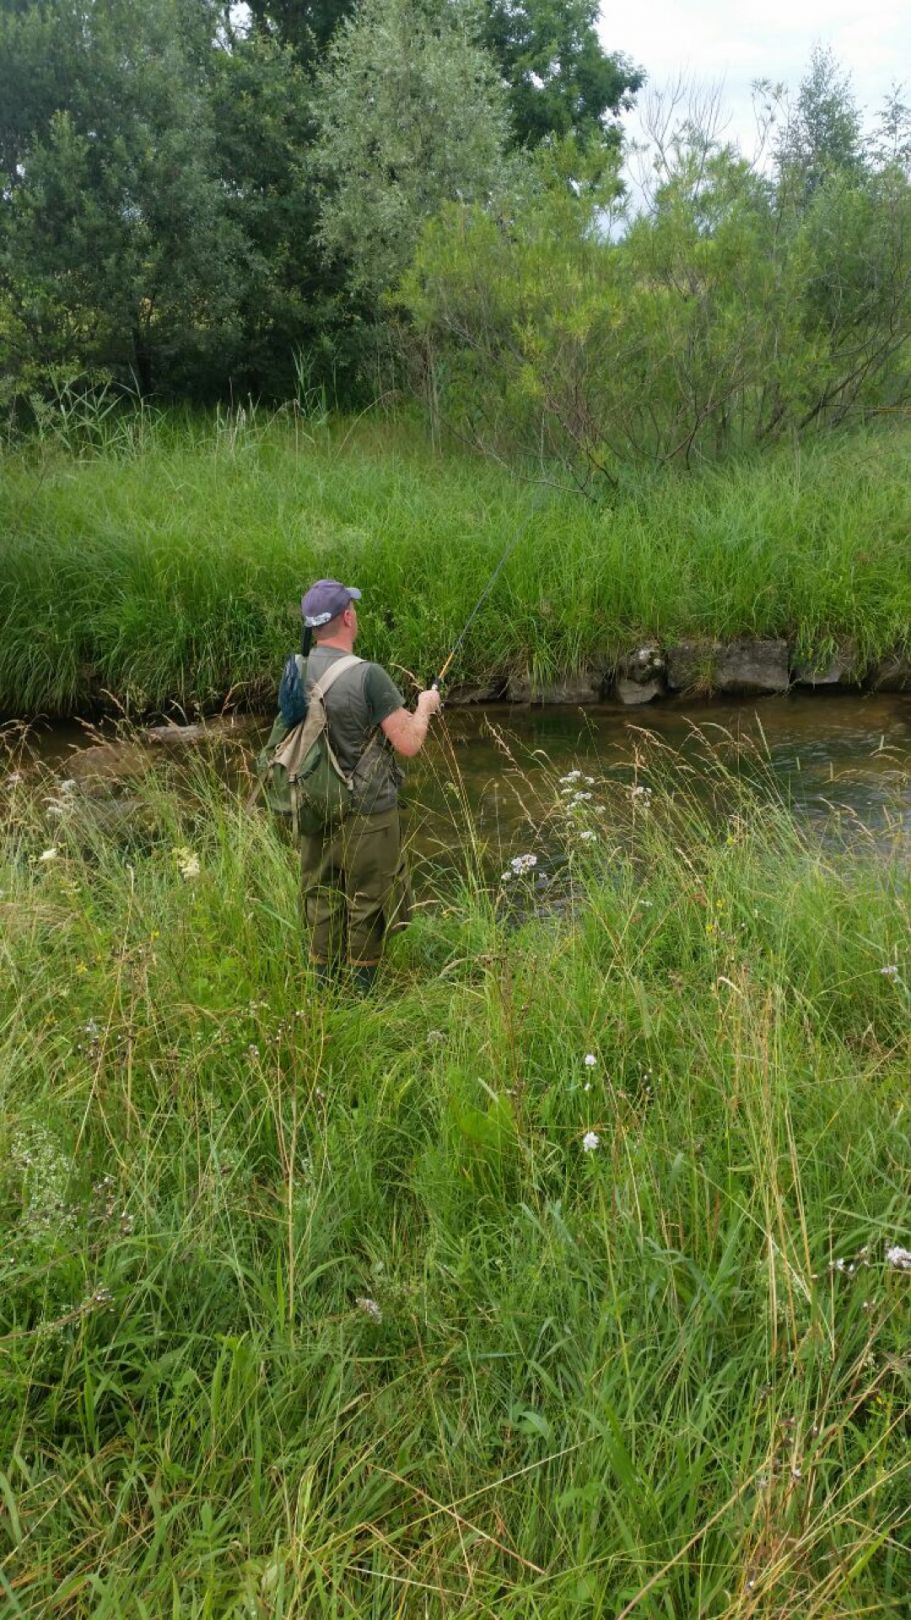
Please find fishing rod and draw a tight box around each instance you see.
[432,498,542,691]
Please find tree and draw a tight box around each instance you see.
[482,0,643,153]
[314,0,518,295]
[0,0,249,396]
[244,0,354,69]
[208,29,367,399]
[774,46,864,208]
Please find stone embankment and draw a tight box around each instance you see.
[449,640,911,706]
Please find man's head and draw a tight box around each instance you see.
[301,579,362,647]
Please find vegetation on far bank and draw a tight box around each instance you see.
[2,411,911,720]
[0,730,909,1615]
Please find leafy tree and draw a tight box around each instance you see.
[482,0,643,152]
[245,0,354,65]
[314,0,518,295]
[774,46,865,208]
[0,0,248,396]
[399,60,911,485]
[868,85,911,174]
[208,29,366,399]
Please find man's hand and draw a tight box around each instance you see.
[417,686,442,717]
[381,685,441,757]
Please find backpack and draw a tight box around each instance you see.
[256,653,367,838]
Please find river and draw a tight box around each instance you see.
[11,691,910,863]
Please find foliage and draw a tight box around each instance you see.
[0,0,249,396]
[400,84,911,483]
[0,0,399,402]
[313,0,519,295]
[207,30,368,401]
[245,0,356,66]
[0,0,644,404]
[2,410,911,717]
[0,732,909,1612]
[481,0,644,155]
[772,46,865,210]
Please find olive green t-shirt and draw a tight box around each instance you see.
[308,645,405,814]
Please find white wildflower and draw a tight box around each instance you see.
[59,779,77,794]
[578,829,596,842]
[885,1244,911,1271]
[559,771,582,785]
[509,853,538,874]
[570,791,593,805]
[37,847,58,863]
[880,964,899,978]
[583,1053,597,1067]
[582,1131,600,1153]
[355,1295,382,1322]
[174,847,201,881]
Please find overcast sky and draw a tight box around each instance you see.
[606,1,911,166]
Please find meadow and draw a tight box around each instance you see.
[3,405,911,719]
[1,726,909,1616]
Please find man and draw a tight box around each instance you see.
[298,578,441,993]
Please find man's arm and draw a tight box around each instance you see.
[380,688,441,758]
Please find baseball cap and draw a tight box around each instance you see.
[300,578,362,628]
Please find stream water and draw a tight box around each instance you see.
[12,692,911,863]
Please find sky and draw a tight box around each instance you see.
[605,0,911,168]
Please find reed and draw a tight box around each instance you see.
[0,726,908,1615]
[2,408,911,717]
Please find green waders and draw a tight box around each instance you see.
[300,806,411,974]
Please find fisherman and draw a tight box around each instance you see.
[298,578,441,994]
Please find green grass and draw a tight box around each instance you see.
[2,406,911,717]
[0,729,909,1615]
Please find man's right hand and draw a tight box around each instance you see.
[381,686,441,756]
[417,687,442,716]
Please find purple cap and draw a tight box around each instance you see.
[301,578,362,628]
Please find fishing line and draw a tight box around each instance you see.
[433,495,544,690]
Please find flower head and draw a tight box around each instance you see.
[355,1295,382,1322]
[37,847,58,863]
[173,847,200,881]
[582,1131,600,1154]
[583,1053,597,1067]
[885,1244,911,1271]
[509,853,538,875]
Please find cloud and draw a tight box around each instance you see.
[605,0,911,167]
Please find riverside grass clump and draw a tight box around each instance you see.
[1,732,909,1617]
[3,408,911,717]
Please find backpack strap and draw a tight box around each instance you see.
[310,653,386,783]
[309,653,361,700]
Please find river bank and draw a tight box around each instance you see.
[3,411,911,720]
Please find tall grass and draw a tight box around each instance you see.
[2,407,911,717]
[0,728,908,1615]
